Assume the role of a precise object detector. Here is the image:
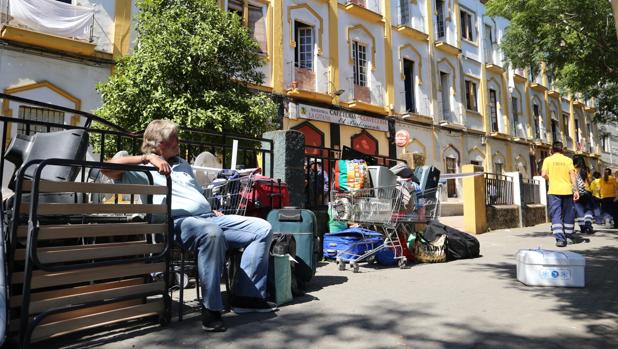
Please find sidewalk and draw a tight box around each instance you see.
[45,221,618,349]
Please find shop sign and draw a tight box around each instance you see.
[288,102,388,132]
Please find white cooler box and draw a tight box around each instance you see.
[516,248,585,287]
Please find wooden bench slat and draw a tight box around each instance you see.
[14,242,165,263]
[11,262,166,289]
[10,278,146,308]
[25,281,164,314]
[22,180,168,195]
[17,223,168,239]
[30,300,163,343]
[20,203,167,215]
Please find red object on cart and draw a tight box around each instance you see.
[245,175,289,218]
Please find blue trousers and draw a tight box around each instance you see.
[573,192,593,230]
[591,197,603,224]
[174,214,272,311]
[548,194,575,242]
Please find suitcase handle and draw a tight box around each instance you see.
[278,208,302,222]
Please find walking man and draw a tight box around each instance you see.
[541,141,581,247]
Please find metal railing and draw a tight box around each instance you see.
[303,145,406,209]
[0,94,275,193]
[521,178,541,205]
[484,172,514,205]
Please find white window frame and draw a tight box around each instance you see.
[352,41,368,87]
[295,21,314,70]
[17,106,65,135]
[460,8,475,42]
[465,80,477,111]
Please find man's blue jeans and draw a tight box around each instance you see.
[174,214,272,311]
[548,194,575,242]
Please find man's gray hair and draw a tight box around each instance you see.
[141,119,178,154]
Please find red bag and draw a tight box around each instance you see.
[245,175,289,218]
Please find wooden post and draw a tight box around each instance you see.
[463,164,487,234]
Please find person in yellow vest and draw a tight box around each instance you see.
[599,168,618,228]
[541,142,582,247]
[589,171,603,224]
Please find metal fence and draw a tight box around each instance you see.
[0,93,274,192]
[484,172,514,205]
[521,178,541,205]
[303,145,405,209]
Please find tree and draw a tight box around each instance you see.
[97,0,277,136]
[486,0,618,123]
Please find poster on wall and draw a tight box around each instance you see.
[288,102,388,132]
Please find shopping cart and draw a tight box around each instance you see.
[330,180,442,272]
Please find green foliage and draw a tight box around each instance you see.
[96,0,277,136]
[486,0,618,122]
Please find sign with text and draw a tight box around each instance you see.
[288,103,388,132]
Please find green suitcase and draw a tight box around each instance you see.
[267,208,317,283]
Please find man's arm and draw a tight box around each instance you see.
[101,154,171,180]
[541,169,549,181]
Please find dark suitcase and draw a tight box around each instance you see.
[266,208,317,284]
[322,228,383,262]
[423,221,480,260]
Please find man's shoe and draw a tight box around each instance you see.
[202,309,227,332]
[567,234,585,244]
[555,240,567,247]
[230,296,278,314]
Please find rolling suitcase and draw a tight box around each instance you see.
[267,208,317,284]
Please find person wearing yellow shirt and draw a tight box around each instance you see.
[541,142,581,247]
[589,171,603,224]
[599,168,618,228]
[572,155,594,234]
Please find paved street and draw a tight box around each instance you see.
[45,221,618,349]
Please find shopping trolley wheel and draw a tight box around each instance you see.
[175,272,189,289]
[351,262,360,273]
[398,258,407,269]
[337,258,346,271]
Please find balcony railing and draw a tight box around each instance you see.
[521,178,541,205]
[2,0,95,42]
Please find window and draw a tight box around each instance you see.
[403,59,416,112]
[227,0,243,17]
[352,41,367,87]
[574,119,580,143]
[533,104,540,139]
[460,10,474,41]
[494,162,503,174]
[511,97,519,134]
[445,157,457,198]
[295,22,314,69]
[551,119,559,143]
[436,0,445,39]
[56,0,72,3]
[562,113,570,139]
[17,106,65,135]
[489,89,498,132]
[399,0,410,25]
[248,4,267,53]
[470,160,482,166]
[602,135,610,153]
[228,1,267,54]
[440,72,450,119]
[465,80,477,111]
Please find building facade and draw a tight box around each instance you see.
[238,0,615,201]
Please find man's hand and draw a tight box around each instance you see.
[148,155,171,175]
[573,191,580,201]
[213,210,224,217]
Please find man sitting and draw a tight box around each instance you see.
[102,119,276,332]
